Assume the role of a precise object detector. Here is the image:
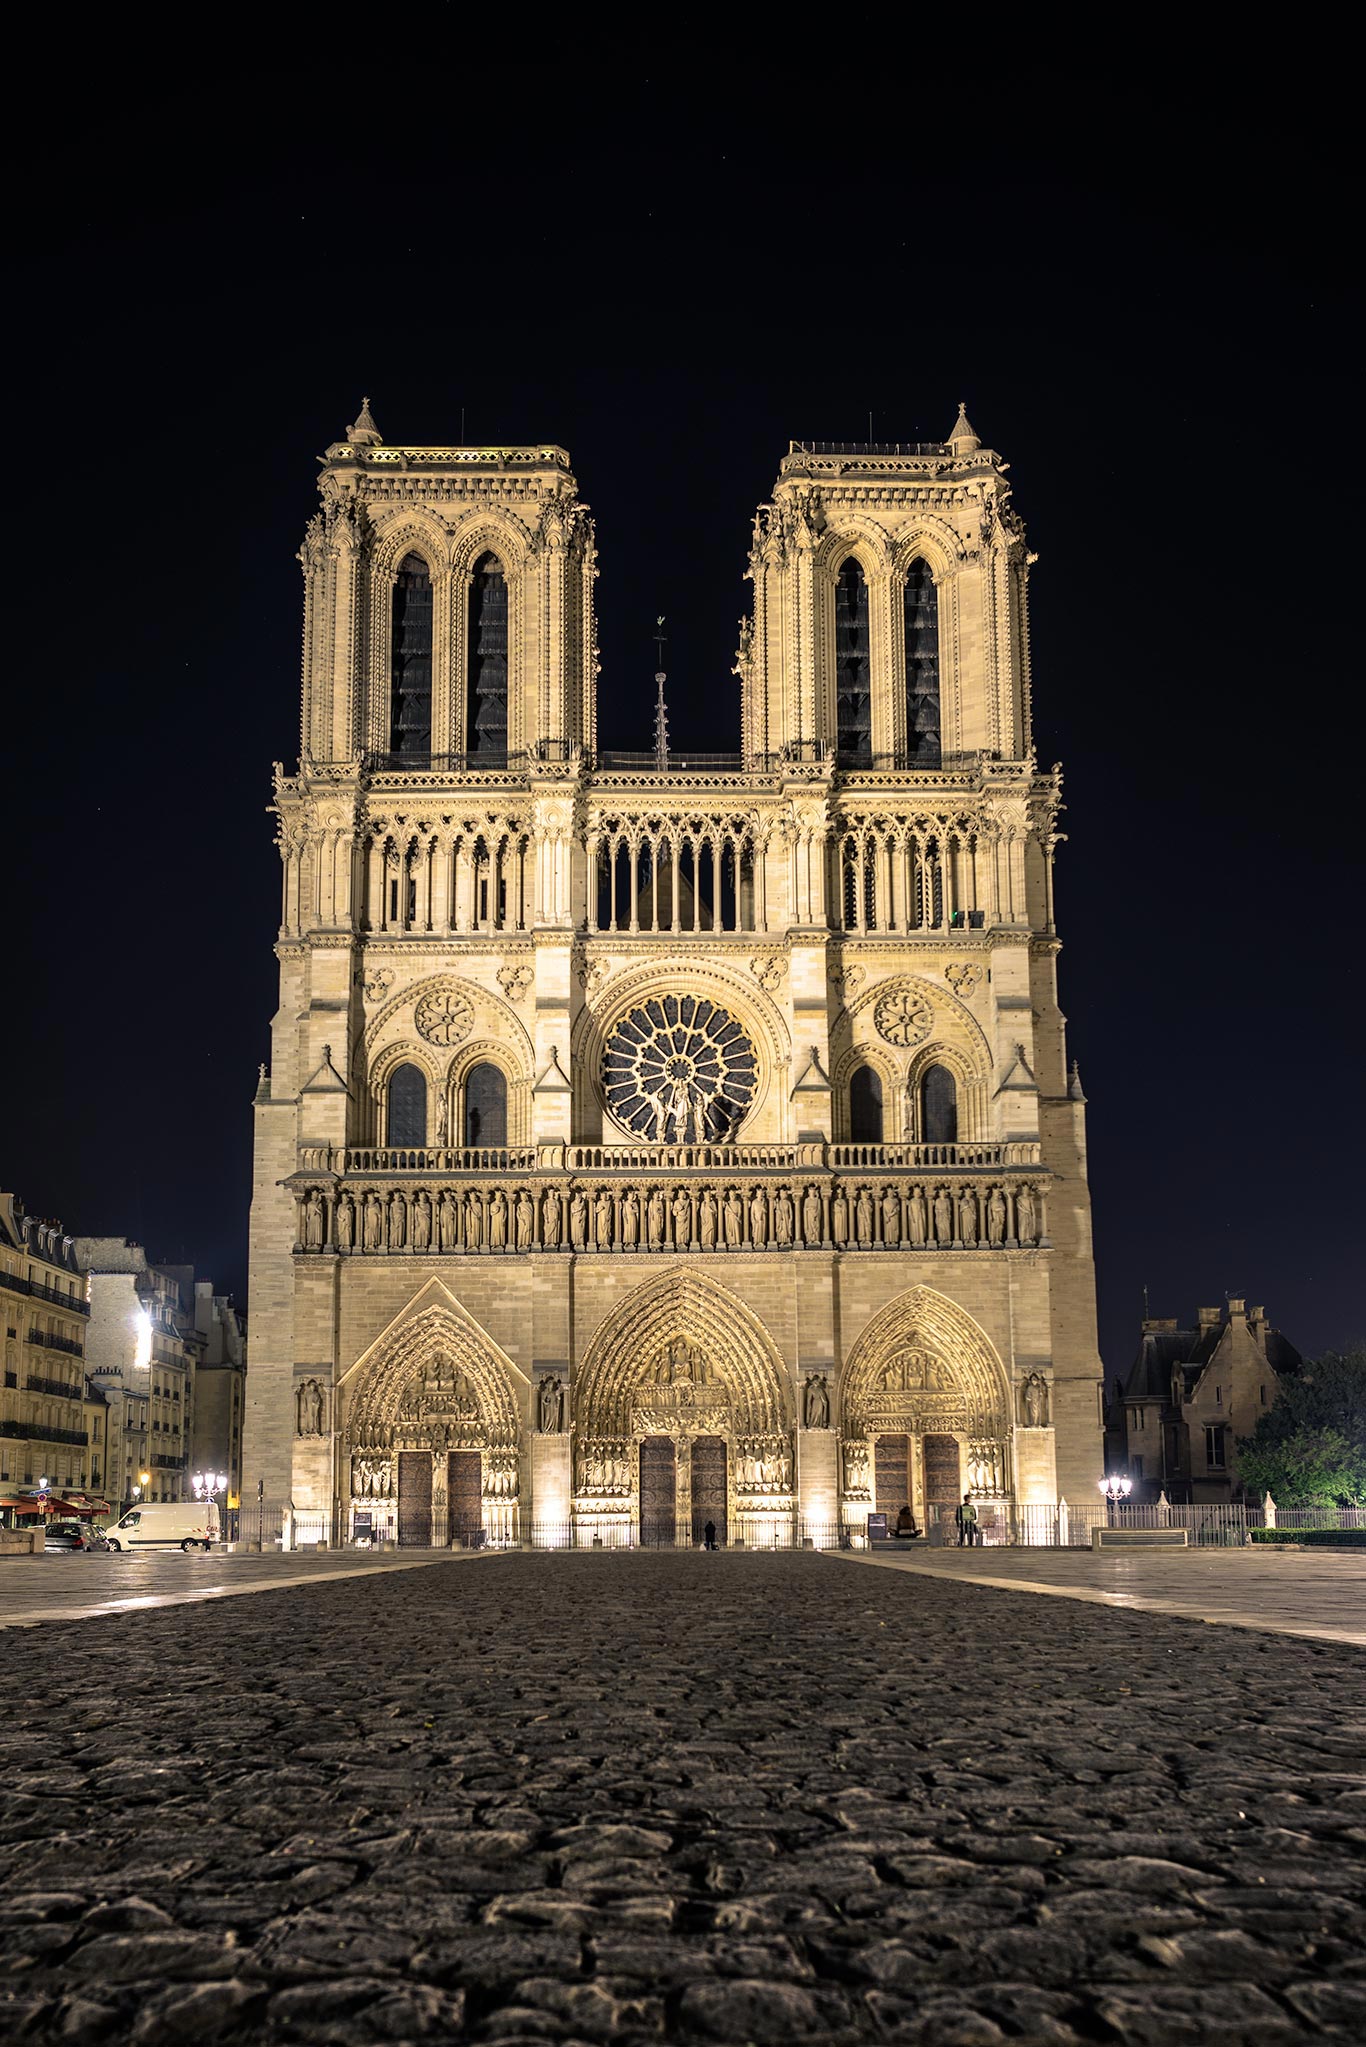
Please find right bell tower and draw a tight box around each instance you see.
[736,408,1103,1502]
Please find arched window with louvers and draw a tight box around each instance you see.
[467,553,509,759]
[902,558,941,764]
[389,554,433,760]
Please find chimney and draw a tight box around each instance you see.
[1197,1306,1221,1330]
[1143,1317,1178,1334]
[1227,1296,1246,1320]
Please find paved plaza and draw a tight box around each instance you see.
[1,1553,1362,2045]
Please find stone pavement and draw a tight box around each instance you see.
[840,1544,1366,1647]
[1,1553,1362,2046]
[0,1550,453,1631]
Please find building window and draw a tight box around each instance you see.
[834,558,871,762]
[1215,1385,1222,1406]
[848,1065,883,1144]
[389,553,433,759]
[1260,1383,1267,1405]
[467,554,508,758]
[1205,1424,1226,1468]
[1132,1455,1144,1481]
[387,1063,428,1148]
[903,558,941,763]
[921,1064,958,1145]
[464,1064,507,1148]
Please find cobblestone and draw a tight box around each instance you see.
[1,1552,1362,2043]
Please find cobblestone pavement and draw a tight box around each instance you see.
[841,1545,1366,1646]
[2,1553,1363,2046]
[0,1551,452,1630]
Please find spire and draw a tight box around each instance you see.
[946,400,980,457]
[653,615,670,773]
[1068,1059,1086,1102]
[346,396,382,448]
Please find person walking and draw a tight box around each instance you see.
[955,1493,979,1546]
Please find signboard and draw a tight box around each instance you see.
[353,1512,373,1544]
[866,1512,889,1541]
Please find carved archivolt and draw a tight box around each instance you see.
[839,1285,1010,1438]
[342,1297,521,1453]
[575,1266,790,1442]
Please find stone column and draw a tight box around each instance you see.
[797,1427,839,1540]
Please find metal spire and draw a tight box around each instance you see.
[653,616,670,773]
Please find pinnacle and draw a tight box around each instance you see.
[946,400,980,455]
[347,396,383,447]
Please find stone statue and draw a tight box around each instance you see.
[434,1092,449,1147]
[412,1190,432,1252]
[296,1379,324,1436]
[543,1188,562,1249]
[647,1188,665,1248]
[1023,1372,1047,1427]
[855,1189,873,1246]
[336,1194,354,1252]
[774,1190,794,1246]
[621,1189,640,1248]
[388,1192,407,1251]
[724,1189,743,1248]
[803,1374,830,1429]
[908,1186,927,1247]
[570,1191,587,1250]
[933,1188,953,1244]
[1017,1186,1036,1244]
[843,1441,869,1493]
[539,1375,562,1433]
[802,1186,822,1246]
[957,1189,977,1246]
[749,1188,767,1248]
[439,1191,458,1251]
[304,1190,325,1249]
[699,1190,717,1250]
[465,1190,483,1249]
[516,1191,535,1251]
[364,1192,383,1251]
[594,1190,613,1247]
[987,1187,1006,1247]
[881,1189,901,1246]
[832,1190,849,1246]
[672,1188,691,1245]
[490,1192,508,1249]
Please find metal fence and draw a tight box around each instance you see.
[924,1502,1366,1549]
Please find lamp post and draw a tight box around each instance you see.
[191,1470,228,1544]
[1098,1474,1132,1526]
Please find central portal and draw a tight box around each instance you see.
[690,1434,728,1546]
[639,1436,677,1545]
[447,1450,481,1547]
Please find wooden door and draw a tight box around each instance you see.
[639,1436,676,1546]
[397,1451,433,1546]
[923,1434,961,1527]
[690,1435,728,1546]
[447,1451,482,1547]
[875,1433,912,1520]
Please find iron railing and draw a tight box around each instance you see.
[0,1269,89,1315]
[26,1330,84,1358]
[24,1373,82,1401]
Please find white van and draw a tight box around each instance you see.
[107,1502,221,1552]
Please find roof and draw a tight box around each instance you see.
[1118,1319,1303,1402]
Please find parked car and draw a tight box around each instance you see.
[106,1502,221,1552]
[44,1521,108,1552]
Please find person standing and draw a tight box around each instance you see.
[703,1520,717,1551]
[956,1493,979,1547]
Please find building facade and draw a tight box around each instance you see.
[245,402,1104,1543]
[0,1192,92,1500]
[189,1282,247,1514]
[75,1241,203,1510]
[1104,1295,1300,1504]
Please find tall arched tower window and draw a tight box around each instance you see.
[389,554,433,759]
[921,1064,957,1145]
[468,554,509,759]
[387,1062,428,1147]
[849,1065,883,1143]
[903,559,941,764]
[464,1062,507,1147]
[834,558,871,762]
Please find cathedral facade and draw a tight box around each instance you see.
[245,401,1103,1544]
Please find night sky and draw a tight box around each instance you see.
[8,74,1356,1373]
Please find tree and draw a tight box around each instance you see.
[1236,1346,1366,1506]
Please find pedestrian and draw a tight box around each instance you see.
[704,1519,717,1551]
[955,1493,979,1546]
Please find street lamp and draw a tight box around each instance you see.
[191,1470,228,1541]
[1098,1474,1133,1524]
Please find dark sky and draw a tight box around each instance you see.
[7,70,1358,1372]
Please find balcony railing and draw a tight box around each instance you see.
[26,1329,85,1358]
[338,1146,540,1175]
[24,1374,82,1401]
[303,1139,1042,1178]
[0,1269,89,1315]
[0,1420,88,1446]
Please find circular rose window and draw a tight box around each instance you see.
[602,996,758,1141]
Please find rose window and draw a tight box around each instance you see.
[874,986,933,1047]
[602,996,758,1141]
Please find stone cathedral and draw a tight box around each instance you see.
[245,400,1103,1546]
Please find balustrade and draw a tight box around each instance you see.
[301,1139,1040,1178]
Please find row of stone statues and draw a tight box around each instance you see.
[298,1179,1043,1255]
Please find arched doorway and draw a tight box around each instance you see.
[572,1269,792,1545]
[341,1298,523,1547]
[639,1437,676,1545]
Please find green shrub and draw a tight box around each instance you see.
[1250,1526,1366,1547]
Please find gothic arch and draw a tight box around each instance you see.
[840,1284,1010,1436]
[571,955,790,1143]
[890,522,963,581]
[576,1266,791,1441]
[829,1041,901,1141]
[369,513,449,581]
[342,1291,523,1451]
[813,519,897,577]
[363,970,534,1066]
